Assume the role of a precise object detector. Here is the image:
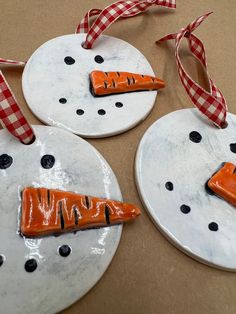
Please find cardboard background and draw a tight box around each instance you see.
[0,1,236,313]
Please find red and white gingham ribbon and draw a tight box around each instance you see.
[76,0,176,49]
[157,12,227,128]
[0,59,35,144]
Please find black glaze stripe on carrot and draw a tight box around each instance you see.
[104,81,108,89]
[117,72,120,77]
[85,196,90,209]
[112,79,116,88]
[105,205,110,225]
[47,189,50,206]
[73,206,79,225]
[127,77,131,86]
[59,201,65,230]
[132,76,135,84]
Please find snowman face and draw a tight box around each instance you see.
[0,126,122,314]
[22,34,157,137]
[135,108,236,271]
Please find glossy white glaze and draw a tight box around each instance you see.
[0,126,122,314]
[135,108,236,270]
[22,34,157,138]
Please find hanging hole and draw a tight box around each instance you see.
[81,42,88,49]
[221,121,228,129]
[213,121,228,130]
[22,135,36,145]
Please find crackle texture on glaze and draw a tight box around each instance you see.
[135,108,236,271]
[0,126,122,314]
[22,34,157,138]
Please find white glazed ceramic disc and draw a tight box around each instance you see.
[0,126,122,314]
[22,34,157,138]
[135,108,236,271]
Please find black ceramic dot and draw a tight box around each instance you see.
[180,204,191,214]
[25,259,37,272]
[189,131,202,143]
[208,222,218,231]
[41,155,55,169]
[64,56,75,65]
[115,102,123,108]
[0,255,4,267]
[0,154,13,169]
[165,181,173,191]
[59,98,67,104]
[76,109,84,115]
[98,109,106,115]
[94,55,104,64]
[59,245,71,257]
[230,143,236,153]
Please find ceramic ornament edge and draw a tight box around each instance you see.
[135,108,236,271]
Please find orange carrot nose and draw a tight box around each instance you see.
[90,70,165,97]
[109,202,141,223]
[207,162,236,207]
[20,187,141,237]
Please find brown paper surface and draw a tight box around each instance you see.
[1,1,236,313]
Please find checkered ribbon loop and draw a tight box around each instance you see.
[76,0,176,49]
[157,12,227,128]
[0,59,35,144]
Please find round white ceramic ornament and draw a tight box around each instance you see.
[135,108,236,271]
[22,34,158,138]
[0,126,122,314]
